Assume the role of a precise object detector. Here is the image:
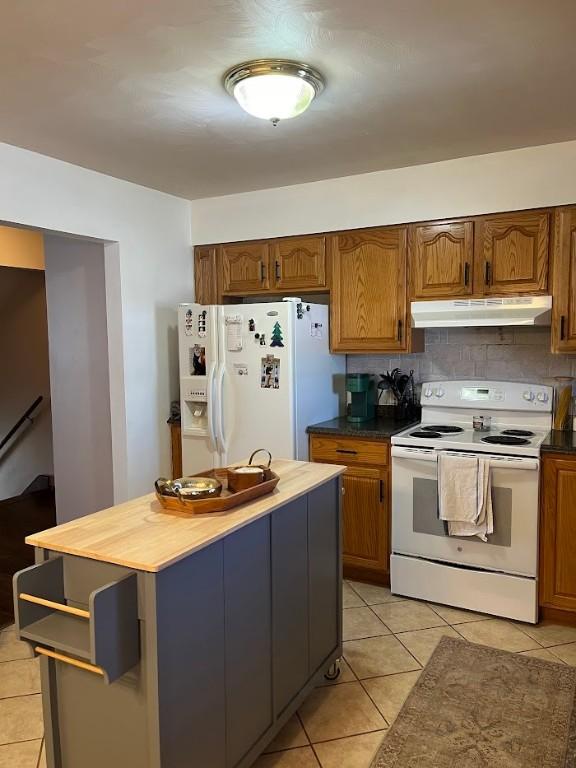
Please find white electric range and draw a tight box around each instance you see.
[390,380,553,623]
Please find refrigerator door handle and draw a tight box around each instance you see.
[207,362,218,452]
[216,363,227,453]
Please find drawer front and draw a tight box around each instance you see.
[310,435,389,466]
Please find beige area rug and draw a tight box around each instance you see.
[371,636,576,767]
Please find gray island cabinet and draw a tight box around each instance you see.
[14,460,345,768]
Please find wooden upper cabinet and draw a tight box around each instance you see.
[540,455,576,613]
[194,245,219,304]
[409,221,474,299]
[330,226,410,353]
[551,207,576,353]
[476,210,550,295]
[221,241,270,294]
[272,235,327,291]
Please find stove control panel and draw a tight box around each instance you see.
[422,386,446,399]
[461,386,504,402]
[420,381,553,412]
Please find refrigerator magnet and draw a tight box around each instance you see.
[270,321,284,347]
[261,355,280,389]
[225,314,243,351]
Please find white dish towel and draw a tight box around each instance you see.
[438,453,494,541]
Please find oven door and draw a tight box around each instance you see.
[391,446,539,577]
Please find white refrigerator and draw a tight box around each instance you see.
[178,300,345,475]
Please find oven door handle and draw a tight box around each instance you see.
[392,445,539,470]
[437,450,539,471]
[391,446,438,462]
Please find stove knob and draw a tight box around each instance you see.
[536,391,549,403]
[423,387,433,398]
[523,390,535,402]
[435,387,445,398]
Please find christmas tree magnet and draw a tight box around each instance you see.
[270,321,284,347]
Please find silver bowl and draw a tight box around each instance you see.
[155,476,223,500]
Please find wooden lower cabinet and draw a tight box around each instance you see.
[310,434,390,584]
[342,466,389,580]
[540,453,576,618]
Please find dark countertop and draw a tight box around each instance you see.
[541,431,576,455]
[306,415,419,441]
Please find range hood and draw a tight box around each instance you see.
[411,296,552,328]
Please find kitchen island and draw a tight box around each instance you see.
[14,459,345,768]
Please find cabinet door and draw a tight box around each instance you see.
[476,210,550,295]
[342,466,389,577]
[308,480,341,673]
[272,235,327,290]
[271,497,309,715]
[551,207,576,353]
[330,227,409,352]
[221,241,270,293]
[540,456,576,613]
[194,245,220,304]
[224,518,272,766]
[409,221,473,299]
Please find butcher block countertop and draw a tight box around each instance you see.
[26,459,345,573]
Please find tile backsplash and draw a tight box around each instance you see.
[347,326,576,386]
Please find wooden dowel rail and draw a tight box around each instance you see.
[34,646,104,676]
[19,593,90,619]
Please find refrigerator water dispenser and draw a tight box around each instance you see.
[182,378,209,434]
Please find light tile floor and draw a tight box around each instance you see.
[2,581,576,768]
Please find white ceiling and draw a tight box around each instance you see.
[1,0,576,199]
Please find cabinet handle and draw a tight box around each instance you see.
[397,319,403,342]
[20,593,90,620]
[35,646,104,677]
[260,262,266,282]
[379,479,385,503]
[336,448,357,455]
[275,260,281,281]
[464,262,470,286]
[484,261,492,286]
[560,315,566,341]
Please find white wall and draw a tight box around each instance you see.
[190,140,576,244]
[0,142,192,507]
[44,238,114,522]
[0,267,53,500]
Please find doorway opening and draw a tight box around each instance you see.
[0,224,118,626]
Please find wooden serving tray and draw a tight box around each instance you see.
[156,467,279,515]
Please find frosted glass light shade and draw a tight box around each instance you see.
[233,74,316,121]
[224,60,324,124]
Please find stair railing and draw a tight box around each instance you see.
[0,396,44,452]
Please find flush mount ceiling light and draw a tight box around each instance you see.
[224,59,324,125]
